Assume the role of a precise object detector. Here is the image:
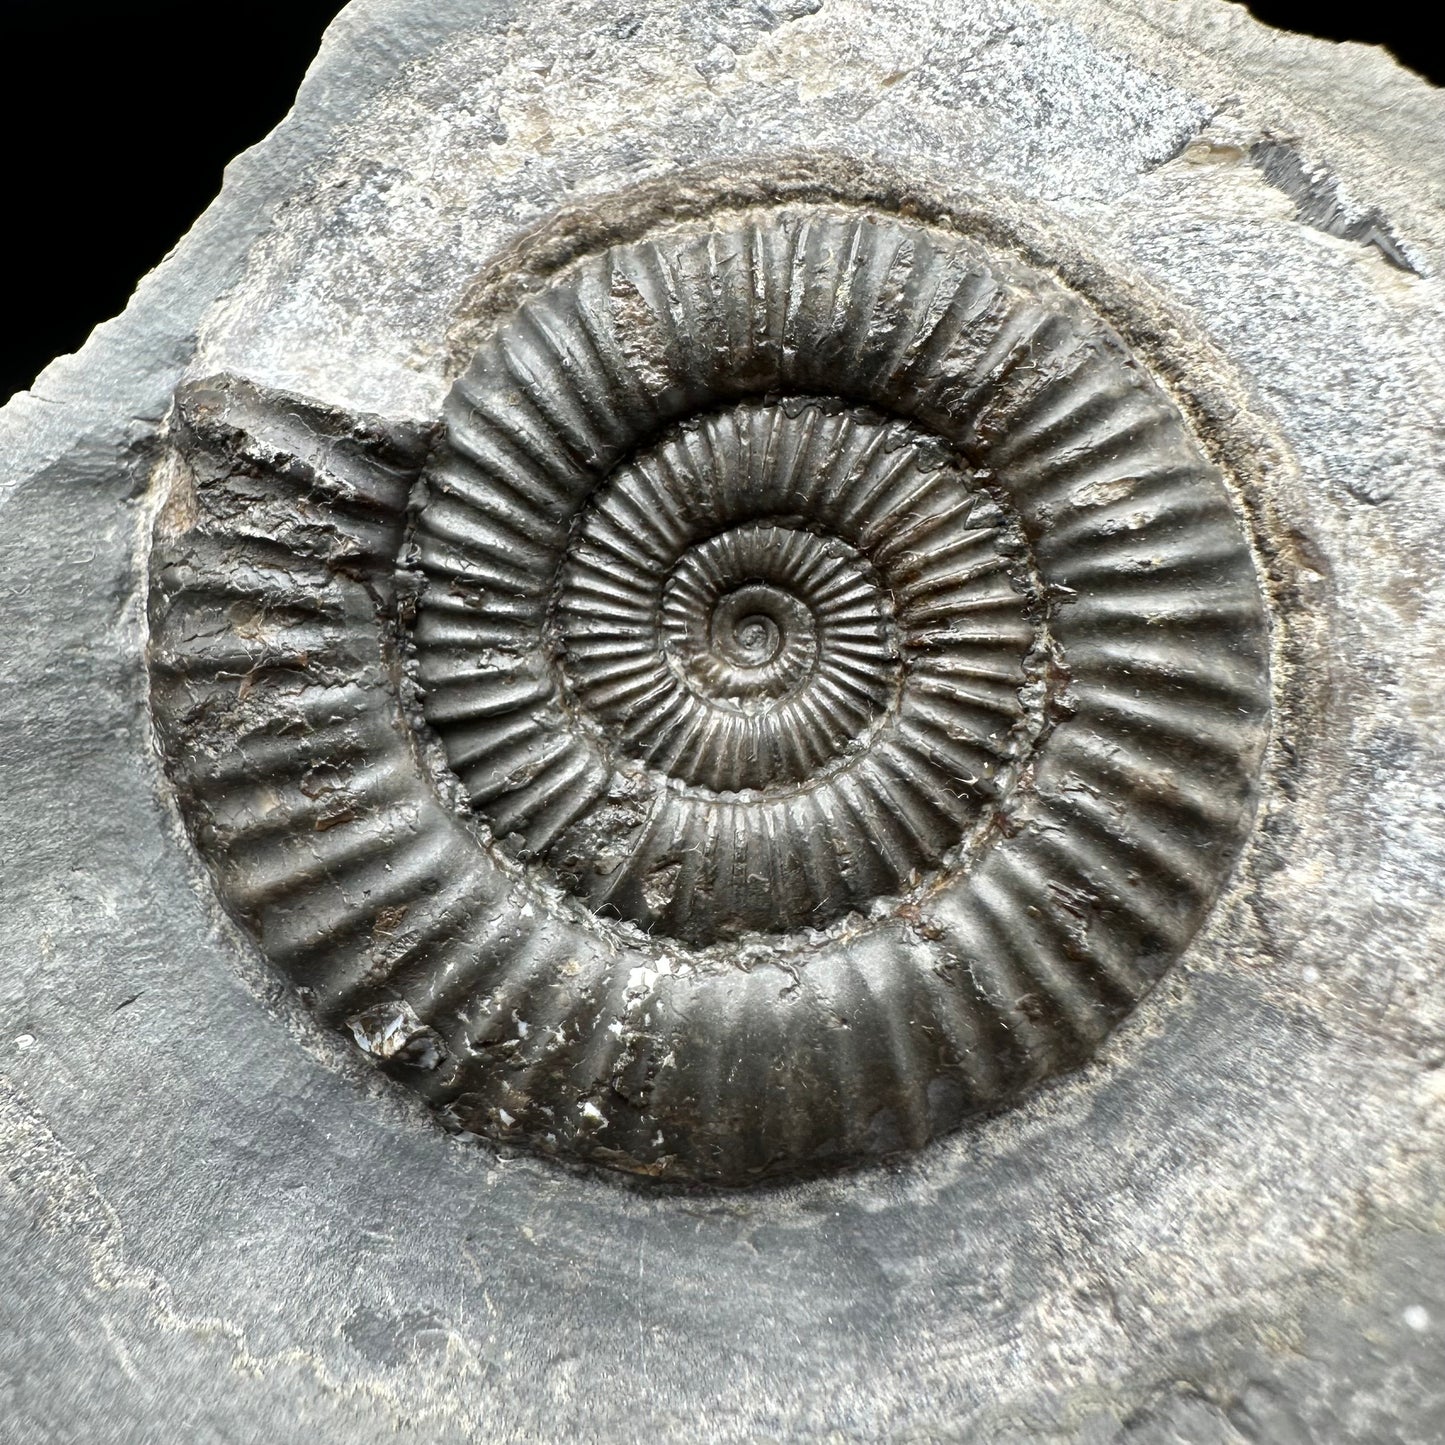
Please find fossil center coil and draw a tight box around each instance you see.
[419,394,1045,943]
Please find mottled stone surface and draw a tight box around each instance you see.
[3,0,1445,1439]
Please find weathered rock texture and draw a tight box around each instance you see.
[2,1,1444,1440]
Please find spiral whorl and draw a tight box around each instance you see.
[151,199,1272,1183]
[421,392,1040,940]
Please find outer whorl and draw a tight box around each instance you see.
[149,202,1271,1185]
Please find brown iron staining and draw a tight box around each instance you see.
[149,204,1271,1185]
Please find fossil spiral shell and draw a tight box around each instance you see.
[149,201,1271,1184]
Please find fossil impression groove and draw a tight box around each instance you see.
[149,203,1271,1184]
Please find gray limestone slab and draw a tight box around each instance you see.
[3,1,1444,1440]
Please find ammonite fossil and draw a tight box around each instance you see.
[148,200,1270,1184]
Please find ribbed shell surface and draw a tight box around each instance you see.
[149,203,1271,1184]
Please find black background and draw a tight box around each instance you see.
[1,1,1438,404]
